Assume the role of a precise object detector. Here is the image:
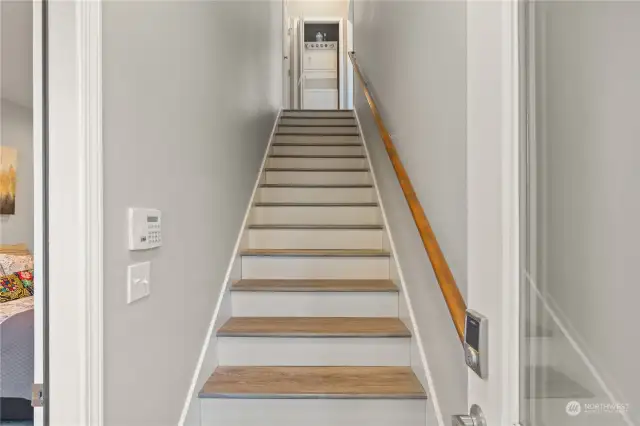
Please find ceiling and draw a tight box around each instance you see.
[1,0,33,109]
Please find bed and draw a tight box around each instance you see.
[0,244,34,404]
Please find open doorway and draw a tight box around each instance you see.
[283,0,353,110]
[0,1,36,424]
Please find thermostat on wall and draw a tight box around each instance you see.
[128,208,162,250]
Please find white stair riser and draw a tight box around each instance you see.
[271,145,362,156]
[241,256,390,280]
[251,206,381,225]
[201,399,426,426]
[281,111,355,118]
[275,135,360,144]
[232,291,397,317]
[278,126,359,135]
[218,337,410,366]
[280,118,357,126]
[247,229,383,250]
[268,157,367,169]
[257,187,376,203]
[265,171,371,185]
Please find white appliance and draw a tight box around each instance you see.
[301,27,338,109]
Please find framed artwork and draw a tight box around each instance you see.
[0,147,17,215]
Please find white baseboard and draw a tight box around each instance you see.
[354,108,444,426]
[178,109,282,426]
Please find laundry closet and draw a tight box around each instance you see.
[299,20,340,109]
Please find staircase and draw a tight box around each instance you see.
[197,109,428,425]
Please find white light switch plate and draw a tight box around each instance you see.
[127,262,151,304]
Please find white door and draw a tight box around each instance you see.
[337,18,344,109]
[282,0,290,109]
[518,2,636,425]
[346,18,354,110]
[464,1,520,425]
[291,18,300,109]
[297,19,304,109]
[467,2,637,426]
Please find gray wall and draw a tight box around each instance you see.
[353,0,468,418]
[1,0,33,109]
[102,1,281,424]
[534,2,640,420]
[0,100,33,250]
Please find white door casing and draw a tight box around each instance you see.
[298,18,304,108]
[45,1,104,425]
[282,0,290,109]
[338,17,344,109]
[346,18,354,110]
[466,1,520,424]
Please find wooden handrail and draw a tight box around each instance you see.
[349,51,467,342]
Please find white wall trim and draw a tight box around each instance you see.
[354,109,445,426]
[502,1,521,423]
[178,108,283,426]
[338,18,345,109]
[78,2,104,425]
[47,1,103,424]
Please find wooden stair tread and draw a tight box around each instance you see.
[232,279,397,292]
[283,109,354,112]
[218,317,410,337]
[272,143,362,147]
[283,109,353,111]
[265,167,369,172]
[260,183,373,188]
[269,154,365,158]
[248,224,383,230]
[280,119,356,123]
[278,124,358,128]
[276,132,360,135]
[254,202,378,207]
[200,366,426,399]
[240,248,390,257]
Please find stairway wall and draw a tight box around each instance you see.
[101,2,282,425]
[352,0,468,422]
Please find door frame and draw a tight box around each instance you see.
[465,0,521,424]
[282,0,290,109]
[40,1,104,424]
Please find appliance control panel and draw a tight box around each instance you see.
[128,208,162,250]
[305,42,337,50]
[464,309,488,379]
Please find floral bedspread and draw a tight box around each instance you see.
[0,296,34,325]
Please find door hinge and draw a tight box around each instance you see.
[288,69,291,77]
[32,383,44,407]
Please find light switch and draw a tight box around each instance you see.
[127,261,151,304]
